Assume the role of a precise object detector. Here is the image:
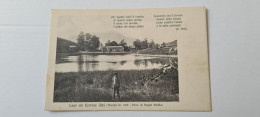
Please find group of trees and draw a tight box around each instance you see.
[105,39,130,51]
[75,32,170,52]
[133,38,161,50]
[77,32,101,51]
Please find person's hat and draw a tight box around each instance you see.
[114,72,118,75]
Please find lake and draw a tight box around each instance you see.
[55,54,177,72]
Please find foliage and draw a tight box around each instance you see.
[77,32,85,51]
[54,69,179,102]
[119,39,130,51]
[105,40,119,46]
[133,39,142,50]
[105,40,111,46]
[77,32,100,51]
[109,41,118,46]
[139,47,177,55]
[88,35,100,51]
[119,39,127,47]
[149,40,155,48]
[133,38,157,50]
[141,38,149,49]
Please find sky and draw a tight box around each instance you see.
[57,13,179,45]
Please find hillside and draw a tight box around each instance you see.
[93,31,136,45]
[56,37,77,53]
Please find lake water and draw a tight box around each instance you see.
[55,54,176,72]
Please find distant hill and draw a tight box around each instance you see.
[92,31,136,46]
[59,31,136,46]
[56,37,77,53]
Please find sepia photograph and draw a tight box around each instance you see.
[53,15,179,102]
[45,8,211,111]
[2,0,259,116]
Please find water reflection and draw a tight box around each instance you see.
[120,61,127,65]
[55,54,177,72]
[77,55,83,72]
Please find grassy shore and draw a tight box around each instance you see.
[138,47,177,55]
[54,69,178,102]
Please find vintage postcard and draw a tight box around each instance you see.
[45,7,211,111]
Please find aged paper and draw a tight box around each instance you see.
[45,7,211,111]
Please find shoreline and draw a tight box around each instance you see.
[57,52,177,57]
[134,54,177,57]
[69,52,130,56]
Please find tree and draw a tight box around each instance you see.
[84,33,92,50]
[109,41,118,46]
[85,33,92,41]
[119,39,129,51]
[149,40,155,48]
[119,39,127,47]
[133,39,142,50]
[77,32,100,52]
[141,38,149,49]
[161,42,166,48]
[155,43,160,49]
[77,32,85,51]
[105,40,118,46]
[105,40,111,46]
[88,35,100,51]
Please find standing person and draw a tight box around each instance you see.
[112,72,120,100]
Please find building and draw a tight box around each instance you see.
[103,46,124,53]
[68,45,78,53]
